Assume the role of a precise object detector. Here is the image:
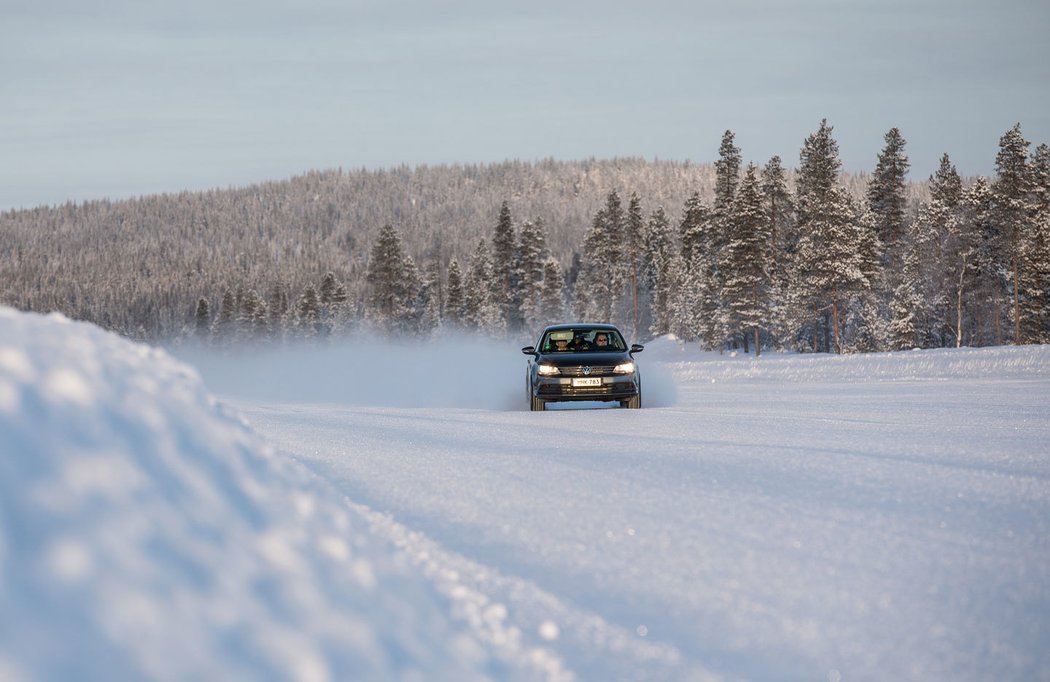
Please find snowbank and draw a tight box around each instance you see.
[0,308,500,681]
[645,334,1050,383]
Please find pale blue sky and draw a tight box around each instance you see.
[2,0,1048,210]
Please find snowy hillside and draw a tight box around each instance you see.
[3,307,1049,681]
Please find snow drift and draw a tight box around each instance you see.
[0,308,509,681]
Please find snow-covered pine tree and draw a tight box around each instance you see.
[239,288,267,342]
[888,229,922,351]
[574,191,626,324]
[722,164,772,355]
[678,192,708,265]
[643,207,675,339]
[444,258,465,328]
[965,178,1007,345]
[993,124,1033,344]
[464,238,504,336]
[516,218,548,333]
[792,119,846,351]
[911,201,955,346]
[266,282,289,343]
[761,156,795,350]
[491,201,519,331]
[296,286,321,339]
[793,187,867,353]
[1020,143,1050,343]
[418,258,443,338]
[365,224,413,335]
[867,127,911,249]
[929,153,963,209]
[193,297,210,341]
[211,289,236,346]
[714,130,741,216]
[623,193,646,338]
[538,257,566,325]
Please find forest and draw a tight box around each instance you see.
[2,121,1048,353]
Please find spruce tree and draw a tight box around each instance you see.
[365,224,413,334]
[762,156,795,350]
[464,238,503,336]
[623,193,646,337]
[993,124,1033,343]
[792,119,845,351]
[516,218,548,332]
[643,207,675,338]
[574,191,626,323]
[929,153,963,209]
[722,164,772,354]
[867,127,911,248]
[538,257,566,324]
[491,201,518,330]
[296,286,321,339]
[194,298,210,342]
[211,289,237,346]
[444,258,465,328]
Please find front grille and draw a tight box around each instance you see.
[560,365,616,377]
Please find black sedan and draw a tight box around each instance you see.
[522,324,643,411]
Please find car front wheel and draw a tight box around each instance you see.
[530,395,545,411]
[622,394,641,409]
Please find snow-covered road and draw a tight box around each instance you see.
[228,342,1050,681]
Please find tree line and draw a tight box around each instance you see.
[3,122,1047,351]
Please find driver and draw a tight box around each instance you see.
[594,332,609,349]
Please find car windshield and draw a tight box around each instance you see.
[540,328,626,352]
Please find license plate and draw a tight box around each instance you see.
[572,377,602,387]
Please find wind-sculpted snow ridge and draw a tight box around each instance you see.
[645,335,1050,384]
[0,308,561,681]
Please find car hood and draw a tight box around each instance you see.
[536,351,631,367]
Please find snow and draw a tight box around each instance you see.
[3,308,1050,681]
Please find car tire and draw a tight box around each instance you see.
[624,393,641,409]
[530,395,545,411]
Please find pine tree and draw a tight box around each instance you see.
[993,124,1033,344]
[929,153,963,209]
[464,238,503,336]
[643,207,675,338]
[365,224,413,334]
[714,130,742,215]
[867,127,911,248]
[966,178,1007,345]
[296,286,321,339]
[491,200,518,330]
[516,218,548,332]
[267,282,289,342]
[623,193,646,337]
[211,289,236,346]
[444,258,465,327]
[538,257,566,324]
[762,156,795,350]
[792,119,845,351]
[678,192,709,264]
[194,297,210,341]
[574,191,626,323]
[722,164,772,354]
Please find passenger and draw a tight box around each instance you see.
[553,337,569,351]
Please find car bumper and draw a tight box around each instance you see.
[533,375,639,402]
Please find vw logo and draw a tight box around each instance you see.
[582,366,592,375]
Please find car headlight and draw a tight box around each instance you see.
[613,361,636,374]
[537,364,560,376]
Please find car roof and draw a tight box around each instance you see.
[541,323,621,333]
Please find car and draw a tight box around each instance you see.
[521,323,644,411]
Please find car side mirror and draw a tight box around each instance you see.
[630,344,644,354]
[521,346,537,356]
